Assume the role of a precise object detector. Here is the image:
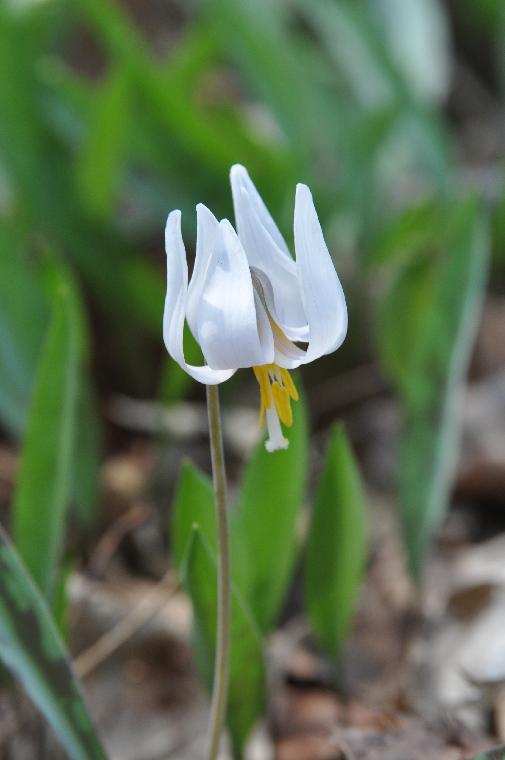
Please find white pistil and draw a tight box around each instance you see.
[265,406,289,452]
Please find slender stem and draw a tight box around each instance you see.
[205,384,231,760]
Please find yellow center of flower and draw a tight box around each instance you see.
[252,364,299,430]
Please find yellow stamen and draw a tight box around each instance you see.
[280,368,299,401]
[252,363,298,431]
[272,382,293,427]
[253,365,272,429]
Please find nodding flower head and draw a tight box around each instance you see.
[163,165,348,452]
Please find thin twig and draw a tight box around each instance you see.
[73,570,178,679]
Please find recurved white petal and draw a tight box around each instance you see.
[195,219,274,370]
[293,184,348,364]
[230,164,291,257]
[230,166,309,339]
[186,203,220,341]
[163,210,235,385]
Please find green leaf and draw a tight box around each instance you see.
[298,0,449,183]
[377,251,438,392]
[184,528,265,757]
[0,237,48,434]
[75,65,130,219]
[206,0,306,144]
[304,425,367,660]
[368,0,450,103]
[367,199,441,268]
[0,524,107,760]
[380,199,490,575]
[171,460,216,574]
[12,284,79,601]
[75,0,264,174]
[233,390,308,632]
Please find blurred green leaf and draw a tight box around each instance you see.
[184,528,265,757]
[380,198,490,576]
[367,199,441,268]
[0,236,48,434]
[12,284,79,600]
[171,460,217,573]
[378,252,437,391]
[304,425,367,660]
[75,65,131,219]
[0,6,44,218]
[0,523,107,760]
[233,391,308,633]
[206,0,306,145]
[75,0,266,175]
[298,0,449,184]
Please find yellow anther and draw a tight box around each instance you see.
[271,382,293,427]
[280,368,299,401]
[253,363,297,431]
[253,366,272,429]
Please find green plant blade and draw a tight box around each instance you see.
[0,524,107,760]
[0,235,49,435]
[12,285,79,600]
[171,460,217,573]
[304,425,367,661]
[379,198,490,576]
[184,528,265,757]
[75,65,131,219]
[233,392,308,632]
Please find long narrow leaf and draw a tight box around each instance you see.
[184,528,265,757]
[233,393,308,632]
[75,65,131,219]
[0,236,48,434]
[399,201,489,575]
[12,285,79,600]
[304,426,367,660]
[378,199,490,575]
[0,524,107,760]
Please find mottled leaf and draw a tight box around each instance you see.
[0,524,106,760]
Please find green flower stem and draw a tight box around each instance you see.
[205,384,231,760]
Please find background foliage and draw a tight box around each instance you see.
[0,0,502,756]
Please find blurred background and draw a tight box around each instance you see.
[1,0,505,758]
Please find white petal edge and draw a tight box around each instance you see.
[163,210,235,385]
[186,203,220,342]
[230,164,291,258]
[293,184,348,365]
[230,171,309,339]
[194,219,274,370]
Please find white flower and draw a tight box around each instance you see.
[163,165,348,452]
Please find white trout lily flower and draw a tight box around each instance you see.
[163,165,348,452]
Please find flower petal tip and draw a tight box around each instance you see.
[165,208,181,228]
[295,183,313,205]
[230,163,248,181]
